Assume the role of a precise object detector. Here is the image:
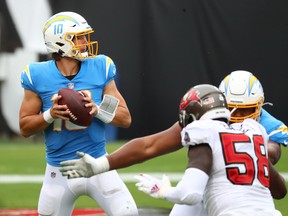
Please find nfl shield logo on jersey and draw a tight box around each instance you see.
[68,82,74,89]
[51,172,56,178]
[184,132,190,144]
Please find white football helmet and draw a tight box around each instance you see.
[219,70,264,123]
[43,11,98,61]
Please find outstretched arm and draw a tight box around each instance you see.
[60,122,183,178]
[108,122,182,169]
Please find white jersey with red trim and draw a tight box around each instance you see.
[181,118,281,216]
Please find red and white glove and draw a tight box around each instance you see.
[134,173,171,199]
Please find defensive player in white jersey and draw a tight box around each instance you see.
[170,70,288,215]
[134,84,286,216]
[19,12,138,216]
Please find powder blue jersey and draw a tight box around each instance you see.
[21,55,116,166]
[260,108,288,146]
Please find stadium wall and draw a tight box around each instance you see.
[0,0,287,140]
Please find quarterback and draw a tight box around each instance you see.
[19,11,138,216]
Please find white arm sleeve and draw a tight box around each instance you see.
[164,168,209,205]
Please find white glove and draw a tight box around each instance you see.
[134,173,171,199]
[59,151,109,178]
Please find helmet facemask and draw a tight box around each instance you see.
[65,30,98,60]
[228,97,264,123]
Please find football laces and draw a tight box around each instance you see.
[69,112,78,121]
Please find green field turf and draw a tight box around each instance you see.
[0,139,287,215]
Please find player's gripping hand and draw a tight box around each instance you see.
[59,151,109,178]
[134,174,171,199]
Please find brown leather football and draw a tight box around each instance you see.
[58,88,92,126]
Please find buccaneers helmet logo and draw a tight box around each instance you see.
[179,89,201,110]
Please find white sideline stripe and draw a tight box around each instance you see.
[0,173,288,183]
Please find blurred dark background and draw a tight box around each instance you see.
[1,0,288,140]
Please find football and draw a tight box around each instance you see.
[58,88,92,126]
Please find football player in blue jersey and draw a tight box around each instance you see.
[19,11,138,216]
[219,70,287,165]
